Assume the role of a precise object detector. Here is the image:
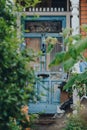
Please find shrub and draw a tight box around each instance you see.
[64,108,87,130]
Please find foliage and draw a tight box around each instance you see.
[46,29,87,71]
[64,114,87,130]
[45,37,58,53]
[49,36,87,71]
[47,26,87,95]
[81,24,87,33]
[16,0,41,8]
[8,118,21,130]
[64,107,87,130]
[0,0,40,129]
[65,71,87,96]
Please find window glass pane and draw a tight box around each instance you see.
[36,0,67,11]
[52,0,67,11]
[49,37,63,72]
[25,38,40,71]
[25,20,62,33]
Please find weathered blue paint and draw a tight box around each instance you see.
[22,16,66,114]
[23,16,66,29]
[29,73,66,114]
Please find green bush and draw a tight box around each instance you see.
[0,0,40,129]
[64,113,87,130]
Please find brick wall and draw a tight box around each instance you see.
[80,0,87,35]
[80,0,87,58]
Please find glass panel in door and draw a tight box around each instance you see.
[25,37,41,71]
[45,35,64,72]
[50,37,63,72]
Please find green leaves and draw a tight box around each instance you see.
[63,74,78,91]
[31,0,41,7]
[46,44,54,53]
[49,52,65,67]
[49,51,70,67]
[49,27,87,95]
[63,58,76,71]
[16,0,41,9]
[61,28,73,38]
[69,47,77,59]
[0,0,40,129]
[65,113,87,130]
[49,36,87,71]
[81,24,87,33]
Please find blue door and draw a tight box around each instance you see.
[29,76,65,114]
[23,16,66,114]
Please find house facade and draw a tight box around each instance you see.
[19,0,87,114]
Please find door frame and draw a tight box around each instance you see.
[22,16,66,72]
[22,16,67,114]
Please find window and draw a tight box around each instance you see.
[25,20,62,33]
[52,0,67,11]
[50,37,63,72]
[36,0,67,11]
